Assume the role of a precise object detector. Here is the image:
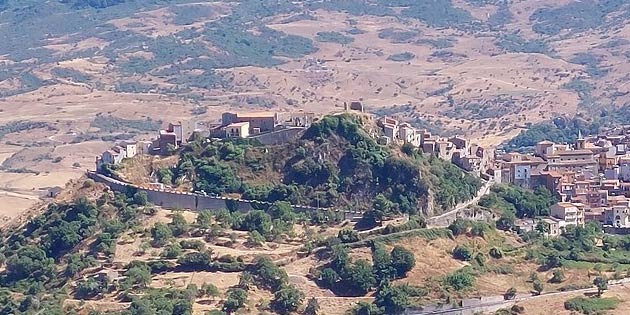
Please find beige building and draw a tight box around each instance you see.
[540,217,562,237]
[550,202,585,228]
[224,122,250,138]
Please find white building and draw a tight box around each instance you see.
[550,202,585,228]
[224,122,250,138]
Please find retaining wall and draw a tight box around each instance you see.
[250,127,304,145]
[87,172,361,219]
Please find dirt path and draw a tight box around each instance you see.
[427,178,495,227]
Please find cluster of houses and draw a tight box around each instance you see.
[377,116,494,177]
[499,128,630,234]
[96,110,316,171]
[377,116,630,235]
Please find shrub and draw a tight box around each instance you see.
[338,229,360,243]
[391,246,415,277]
[489,247,503,259]
[271,284,305,314]
[564,297,619,314]
[504,287,517,300]
[223,288,248,313]
[550,270,565,283]
[444,268,475,291]
[453,245,473,261]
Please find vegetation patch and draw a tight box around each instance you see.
[388,52,415,62]
[0,121,49,140]
[564,297,620,314]
[315,31,354,45]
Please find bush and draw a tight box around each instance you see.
[161,242,183,259]
[320,268,339,288]
[444,268,475,291]
[453,245,473,261]
[151,223,173,247]
[391,246,415,278]
[223,288,248,313]
[504,287,517,300]
[550,270,565,283]
[271,284,305,314]
[564,297,620,314]
[338,229,360,243]
[489,247,503,259]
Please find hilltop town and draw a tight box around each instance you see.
[4,108,630,315]
[95,106,630,238]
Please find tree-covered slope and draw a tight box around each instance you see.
[157,114,482,215]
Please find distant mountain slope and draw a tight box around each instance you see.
[1,0,630,142]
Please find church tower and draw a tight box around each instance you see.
[576,130,586,150]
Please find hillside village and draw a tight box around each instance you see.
[7,108,630,315]
[94,104,630,240]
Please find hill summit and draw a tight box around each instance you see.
[118,113,482,217]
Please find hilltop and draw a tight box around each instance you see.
[114,113,482,217]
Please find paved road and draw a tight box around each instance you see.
[408,279,630,315]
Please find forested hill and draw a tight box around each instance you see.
[148,114,482,216]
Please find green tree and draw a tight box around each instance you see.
[532,279,544,295]
[453,245,473,261]
[320,268,339,288]
[352,301,382,315]
[271,284,305,314]
[246,231,265,247]
[489,247,503,259]
[133,191,149,206]
[338,229,360,243]
[161,242,183,259]
[304,297,320,315]
[169,212,189,236]
[444,268,475,291]
[199,283,220,299]
[75,277,106,299]
[550,270,565,283]
[223,288,248,314]
[196,210,213,229]
[594,276,608,297]
[391,246,415,278]
[504,287,517,300]
[151,223,173,247]
[349,259,376,294]
[251,256,288,291]
[372,244,395,283]
[374,282,409,315]
[238,271,253,290]
[267,201,296,222]
[6,245,55,282]
[236,210,273,237]
[124,263,152,289]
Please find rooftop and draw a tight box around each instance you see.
[555,149,596,156]
[226,122,250,127]
[235,112,276,118]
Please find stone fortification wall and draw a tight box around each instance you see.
[250,127,304,145]
[87,172,361,219]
